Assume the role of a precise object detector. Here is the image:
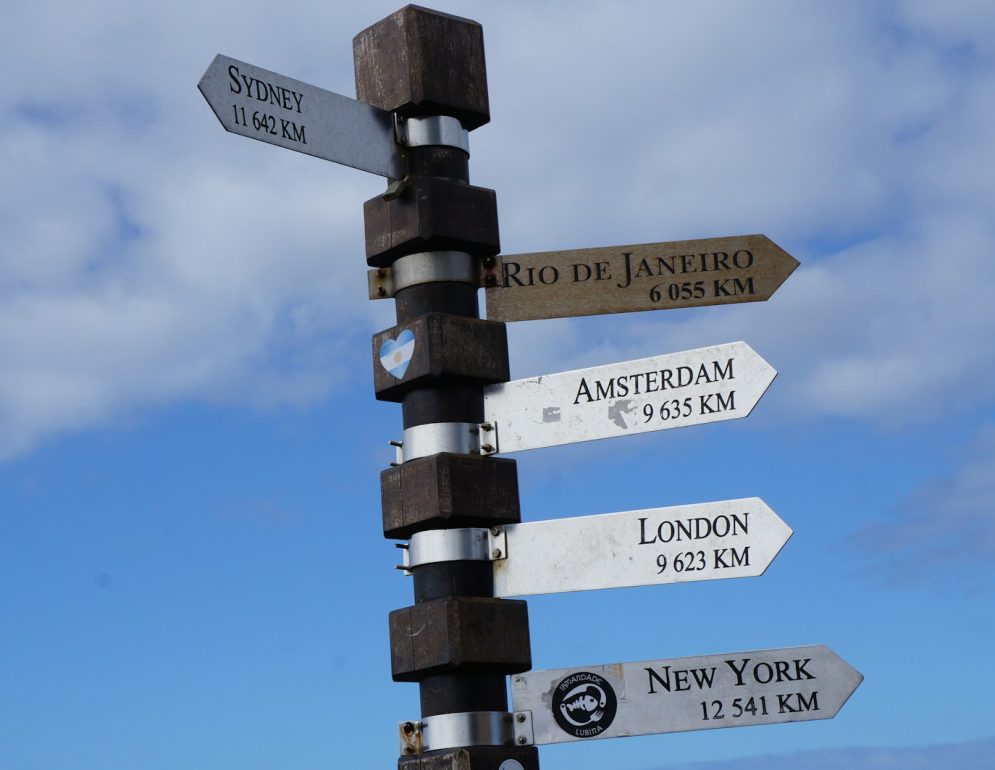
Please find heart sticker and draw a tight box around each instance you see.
[379,329,416,379]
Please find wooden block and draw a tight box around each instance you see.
[381,453,520,539]
[354,6,489,130]
[373,314,509,402]
[390,597,531,680]
[364,178,499,267]
[398,746,540,770]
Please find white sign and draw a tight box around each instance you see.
[492,498,790,597]
[482,341,775,454]
[198,54,403,178]
[511,645,862,746]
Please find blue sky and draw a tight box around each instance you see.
[2,1,994,769]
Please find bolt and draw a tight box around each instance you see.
[482,256,495,267]
[517,736,527,745]
[516,713,526,723]
[481,443,494,453]
[402,722,416,735]
[480,422,493,432]
[490,527,502,537]
[402,745,415,755]
[492,548,503,559]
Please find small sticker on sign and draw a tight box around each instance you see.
[380,329,415,379]
[552,671,618,739]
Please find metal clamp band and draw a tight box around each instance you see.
[398,422,481,462]
[368,251,484,299]
[395,115,470,153]
[399,711,517,755]
[402,527,507,571]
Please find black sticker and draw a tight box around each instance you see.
[551,671,618,738]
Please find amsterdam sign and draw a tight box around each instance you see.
[481,341,776,454]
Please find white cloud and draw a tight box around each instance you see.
[651,736,995,770]
[848,423,995,585]
[2,1,995,458]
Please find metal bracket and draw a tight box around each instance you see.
[394,114,470,154]
[478,421,498,456]
[398,711,519,755]
[399,527,507,572]
[393,422,490,463]
[369,253,502,300]
[512,711,535,747]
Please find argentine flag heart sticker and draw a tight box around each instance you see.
[379,329,416,379]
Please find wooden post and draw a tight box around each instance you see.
[355,7,540,769]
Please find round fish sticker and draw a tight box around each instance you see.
[551,671,618,738]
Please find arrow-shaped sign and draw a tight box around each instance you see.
[198,54,403,178]
[489,498,790,597]
[481,341,775,454]
[511,645,862,746]
[485,234,799,322]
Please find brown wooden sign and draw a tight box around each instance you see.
[484,234,798,322]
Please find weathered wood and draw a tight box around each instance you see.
[417,671,508,716]
[398,746,539,770]
[374,314,509,402]
[390,597,531,680]
[396,283,480,324]
[356,9,534,753]
[381,453,520,539]
[485,234,799,322]
[402,386,483,429]
[354,6,490,130]
[364,177,500,266]
[413,562,494,603]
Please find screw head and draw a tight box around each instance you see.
[517,736,527,745]
[492,548,503,559]
[516,712,526,723]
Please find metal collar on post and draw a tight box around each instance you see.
[395,114,470,153]
[398,422,482,462]
[400,527,507,572]
[368,251,488,299]
[399,711,526,755]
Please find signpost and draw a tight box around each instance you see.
[198,54,403,178]
[485,235,799,322]
[482,341,776,454]
[511,645,862,746]
[490,498,791,597]
[199,8,858,768]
